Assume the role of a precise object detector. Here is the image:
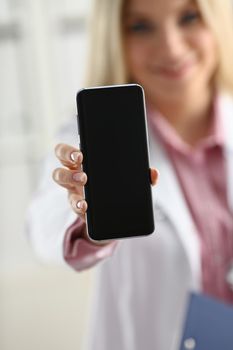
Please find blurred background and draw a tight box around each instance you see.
[0,0,94,349]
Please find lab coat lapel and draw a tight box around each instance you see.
[149,131,201,288]
[147,93,233,286]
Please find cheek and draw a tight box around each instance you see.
[125,40,149,77]
[192,29,218,68]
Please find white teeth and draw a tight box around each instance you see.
[165,64,185,72]
[150,60,193,76]
[151,65,184,72]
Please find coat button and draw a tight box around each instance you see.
[184,338,196,349]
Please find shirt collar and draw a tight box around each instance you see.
[147,95,224,156]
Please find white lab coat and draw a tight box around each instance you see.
[27,94,233,350]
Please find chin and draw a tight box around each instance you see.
[151,81,192,96]
[147,87,194,107]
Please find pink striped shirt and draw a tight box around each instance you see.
[149,98,233,304]
[63,218,118,272]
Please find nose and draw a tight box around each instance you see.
[156,25,186,64]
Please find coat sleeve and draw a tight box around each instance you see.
[25,119,118,270]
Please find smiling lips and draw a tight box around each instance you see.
[152,59,195,80]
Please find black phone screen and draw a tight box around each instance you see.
[76,84,154,241]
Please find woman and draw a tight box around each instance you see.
[27,0,233,349]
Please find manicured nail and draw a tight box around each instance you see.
[76,200,85,209]
[72,172,85,182]
[70,151,81,163]
[53,169,60,182]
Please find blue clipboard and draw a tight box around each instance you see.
[179,292,233,350]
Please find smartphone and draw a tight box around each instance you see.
[76,84,154,242]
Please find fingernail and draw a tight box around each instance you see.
[53,169,60,182]
[70,151,81,163]
[72,172,86,182]
[76,200,85,209]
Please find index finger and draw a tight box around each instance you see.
[55,143,83,169]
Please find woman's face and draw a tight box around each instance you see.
[123,0,219,107]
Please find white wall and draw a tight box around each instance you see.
[0,0,93,349]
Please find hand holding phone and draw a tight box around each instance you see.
[76,84,156,242]
[53,142,157,245]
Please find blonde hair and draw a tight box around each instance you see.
[196,0,233,94]
[85,0,233,94]
[85,0,126,86]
